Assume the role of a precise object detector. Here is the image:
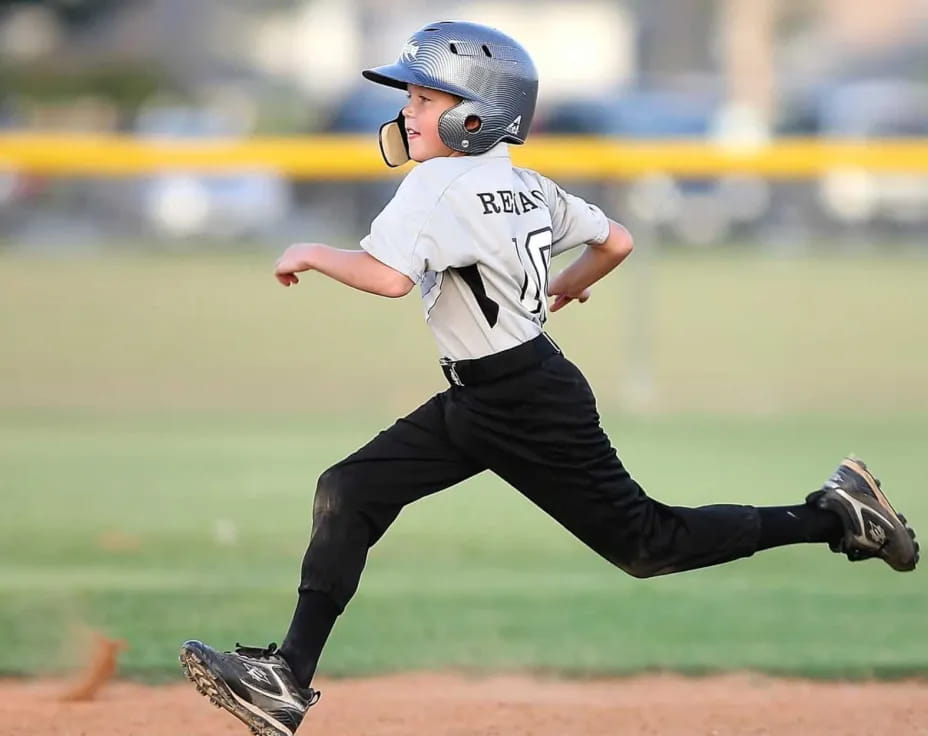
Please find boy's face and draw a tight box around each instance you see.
[402,84,464,162]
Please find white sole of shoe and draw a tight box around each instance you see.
[179,646,294,736]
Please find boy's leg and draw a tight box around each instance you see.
[180,392,483,735]
[280,391,483,685]
[447,356,761,576]
[754,504,841,551]
[449,354,914,577]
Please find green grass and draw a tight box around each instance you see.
[2,250,927,414]
[1,411,926,679]
[1,250,927,680]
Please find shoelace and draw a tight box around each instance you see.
[233,641,280,659]
[232,642,323,706]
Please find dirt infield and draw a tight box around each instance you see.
[3,672,928,735]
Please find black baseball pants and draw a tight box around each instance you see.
[298,336,761,611]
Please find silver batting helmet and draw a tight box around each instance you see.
[362,20,538,167]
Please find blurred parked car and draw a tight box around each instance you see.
[540,88,771,245]
[316,84,410,240]
[813,80,928,227]
[325,83,406,135]
[134,105,290,239]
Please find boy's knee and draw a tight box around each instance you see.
[312,465,375,518]
[311,465,394,546]
[313,466,350,519]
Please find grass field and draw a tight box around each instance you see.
[3,248,928,415]
[1,250,927,680]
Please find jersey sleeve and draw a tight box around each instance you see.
[360,162,474,283]
[538,176,611,256]
[359,174,434,284]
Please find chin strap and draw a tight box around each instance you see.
[378,110,410,167]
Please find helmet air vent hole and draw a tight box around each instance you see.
[481,44,492,57]
[425,27,439,32]
[449,43,458,54]
[464,115,482,132]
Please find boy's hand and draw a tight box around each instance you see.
[549,287,591,313]
[274,244,316,286]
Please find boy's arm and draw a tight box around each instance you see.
[547,220,633,312]
[275,243,415,298]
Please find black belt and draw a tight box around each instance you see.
[440,333,561,387]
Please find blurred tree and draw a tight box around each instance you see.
[0,0,126,28]
[0,63,168,107]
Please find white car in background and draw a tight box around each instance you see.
[816,80,928,227]
[135,105,290,239]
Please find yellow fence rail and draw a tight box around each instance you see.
[2,134,928,178]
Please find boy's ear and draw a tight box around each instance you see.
[379,111,410,167]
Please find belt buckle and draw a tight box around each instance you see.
[440,358,464,387]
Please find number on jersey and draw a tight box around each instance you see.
[516,227,553,321]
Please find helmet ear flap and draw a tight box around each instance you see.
[378,111,410,167]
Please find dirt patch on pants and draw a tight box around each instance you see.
[3,673,927,735]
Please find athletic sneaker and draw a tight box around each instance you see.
[807,456,919,571]
[179,640,319,736]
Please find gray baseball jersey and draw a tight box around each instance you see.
[360,143,610,361]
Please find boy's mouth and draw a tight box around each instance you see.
[406,127,420,140]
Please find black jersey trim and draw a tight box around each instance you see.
[453,264,499,328]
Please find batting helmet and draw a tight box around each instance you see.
[362,20,538,166]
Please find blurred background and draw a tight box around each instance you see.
[1,0,928,250]
[1,0,927,682]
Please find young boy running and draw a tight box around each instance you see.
[179,21,919,736]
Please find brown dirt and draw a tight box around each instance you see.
[3,672,928,736]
